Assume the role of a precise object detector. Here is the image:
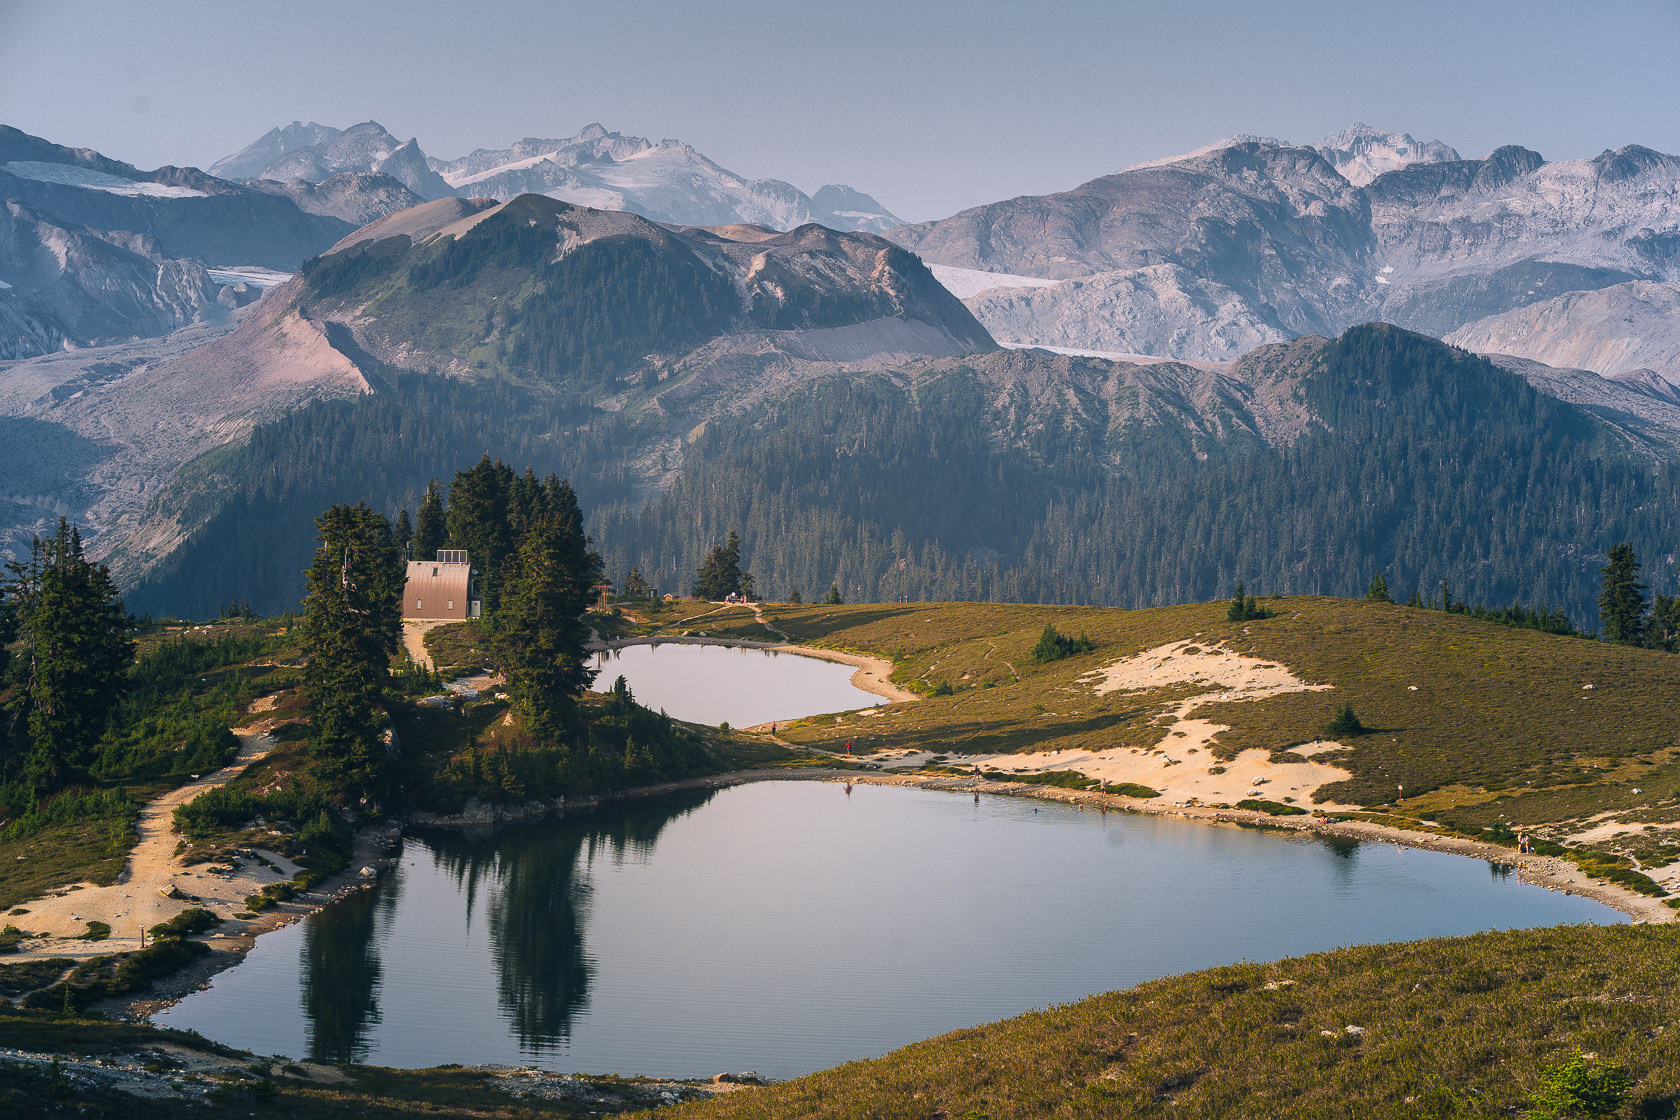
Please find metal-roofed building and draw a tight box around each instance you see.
[403,550,480,620]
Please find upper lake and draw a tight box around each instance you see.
[155,780,1618,1078]
[587,642,883,726]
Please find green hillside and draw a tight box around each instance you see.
[637,597,1680,838]
[655,923,1680,1120]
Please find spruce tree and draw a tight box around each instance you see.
[788,588,803,605]
[822,583,844,606]
[7,521,133,790]
[301,504,403,801]
[394,508,414,558]
[414,479,447,562]
[1597,543,1648,645]
[692,531,743,600]
[622,565,651,600]
[1653,570,1680,652]
[1365,573,1391,602]
[447,455,515,610]
[495,494,602,739]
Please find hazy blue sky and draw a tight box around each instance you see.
[3,0,1678,220]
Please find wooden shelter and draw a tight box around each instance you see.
[403,550,479,620]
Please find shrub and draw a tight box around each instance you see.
[1227,581,1274,622]
[79,921,111,942]
[1107,782,1162,799]
[928,680,955,697]
[1528,1051,1631,1119]
[148,908,220,942]
[0,925,27,953]
[1030,623,1097,664]
[1325,702,1367,737]
[1238,798,1308,816]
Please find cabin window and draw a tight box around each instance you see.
[415,599,422,611]
[447,600,454,610]
[432,566,439,576]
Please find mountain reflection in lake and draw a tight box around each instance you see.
[158,782,1620,1079]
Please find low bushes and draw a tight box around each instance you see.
[1572,852,1669,897]
[147,908,219,942]
[1238,798,1308,816]
[22,939,210,1012]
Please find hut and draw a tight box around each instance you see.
[403,549,480,621]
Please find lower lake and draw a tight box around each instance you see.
[587,642,883,726]
[155,780,1619,1078]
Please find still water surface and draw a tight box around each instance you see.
[157,781,1618,1078]
[588,642,882,726]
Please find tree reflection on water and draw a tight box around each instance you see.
[299,788,713,1061]
[301,869,402,1063]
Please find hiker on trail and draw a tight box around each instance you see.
[846,739,852,753]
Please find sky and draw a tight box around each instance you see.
[3,0,1679,222]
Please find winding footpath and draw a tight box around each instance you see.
[8,717,292,960]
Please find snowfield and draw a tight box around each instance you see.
[927,263,1062,299]
[206,267,293,288]
[4,161,208,199]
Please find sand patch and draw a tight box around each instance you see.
[959,640,1355,809]
[1079,639,1331,706]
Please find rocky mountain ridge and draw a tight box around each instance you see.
[894,133,1680,365]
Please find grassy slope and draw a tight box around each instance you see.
[664,597,1680,830]
[657,923,1680,1120]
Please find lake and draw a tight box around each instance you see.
[155,780,1618,1078]
[588,641,883,726]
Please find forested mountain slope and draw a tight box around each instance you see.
[280,193,989,389]
[123,325,1680,623]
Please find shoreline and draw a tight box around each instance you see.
[21,744,1666,1023]
[105,762,1666,1022]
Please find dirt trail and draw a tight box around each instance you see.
[6,721,298,959]
[400,619,451,669]
[749,602,792,642]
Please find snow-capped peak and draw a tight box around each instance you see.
[1314,123,1460,186]
[1120,135,1287,173]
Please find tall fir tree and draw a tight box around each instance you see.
[691,530,743,600]
[414,478,447,562]
[1651,567,1679,652]
[394,508,414,558]
[447,455,516,610]
[301,504,403,801]
[6,520,133,790]
[495,482,602,739]
[1597,543,1648,645]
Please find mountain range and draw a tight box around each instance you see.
[890,126,1680,383]
[6,118,1680,625]
[210,120,903,233]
